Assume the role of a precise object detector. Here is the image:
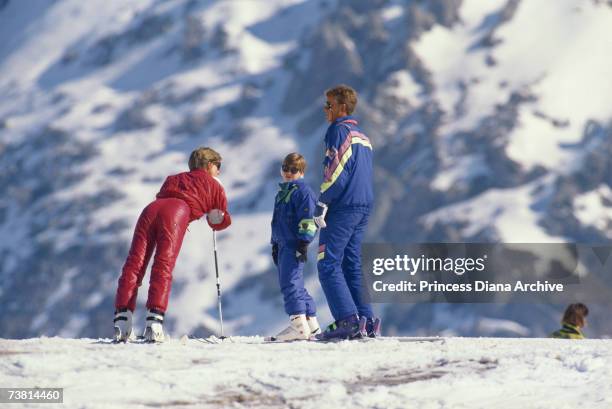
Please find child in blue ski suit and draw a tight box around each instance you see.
[268,153,321,341]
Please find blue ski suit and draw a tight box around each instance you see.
[317,115,374,321]
[271,179,318,316]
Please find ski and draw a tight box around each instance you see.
[263,337,311,343]
[110,335,161,344]
[312,336,444,343]
[183,335,234,344]
[271,336,445,344]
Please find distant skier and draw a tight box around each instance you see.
[313,85,381,340]
[113,147,231,342]
[550,303,589,339]
[268,153,321,341]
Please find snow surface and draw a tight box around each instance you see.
[1,336,611,409]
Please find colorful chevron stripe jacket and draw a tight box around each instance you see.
[271,178,318,244]
[550,323,585,339]
[319,115,374,212]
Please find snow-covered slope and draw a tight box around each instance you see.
[2,0,612,339]
[1,336,611,409]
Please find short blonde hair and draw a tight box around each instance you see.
[283,152,307,173]
[326,84,358,115]
[189,147,222,171]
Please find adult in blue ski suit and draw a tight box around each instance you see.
[271,155,318,318]
[314,85,377,338]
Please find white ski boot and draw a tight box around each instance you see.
[143,309,165,343]
[307,315,321,336]
[113,309,134,343]
[268,314,311,341]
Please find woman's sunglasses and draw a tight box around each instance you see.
[281,165,300,174]
[212,161,221,170]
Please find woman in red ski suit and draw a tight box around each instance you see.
[113,147,230,342]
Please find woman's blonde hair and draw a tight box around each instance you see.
[189,147,222,171]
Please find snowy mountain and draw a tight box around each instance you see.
[2,0,612,339]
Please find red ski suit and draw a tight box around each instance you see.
[115,169,231,313]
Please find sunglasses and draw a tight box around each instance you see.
[211,161,221,170]
[325,101,333,110]
[281,165,300,174]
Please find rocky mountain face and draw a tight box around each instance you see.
[1,0,611,338]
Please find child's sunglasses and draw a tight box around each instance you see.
[281,165,300,174]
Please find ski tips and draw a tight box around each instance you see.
[187,335,234,344]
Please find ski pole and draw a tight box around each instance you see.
[213,230,225,339]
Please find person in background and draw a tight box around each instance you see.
[551,303,589,339]
[113,147,231,343]
[268,153,320,341]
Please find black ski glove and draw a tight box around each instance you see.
[296,240,308,263]
[272,243,279,266]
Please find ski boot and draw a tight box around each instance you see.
[306,316,321,336]
[314,314,361,341]
[325,321,338,332]
[366,317,381,338]
[267,314,310,341]
[143,309,166,343]
[358,316,381,338]
[113,308,134,343]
